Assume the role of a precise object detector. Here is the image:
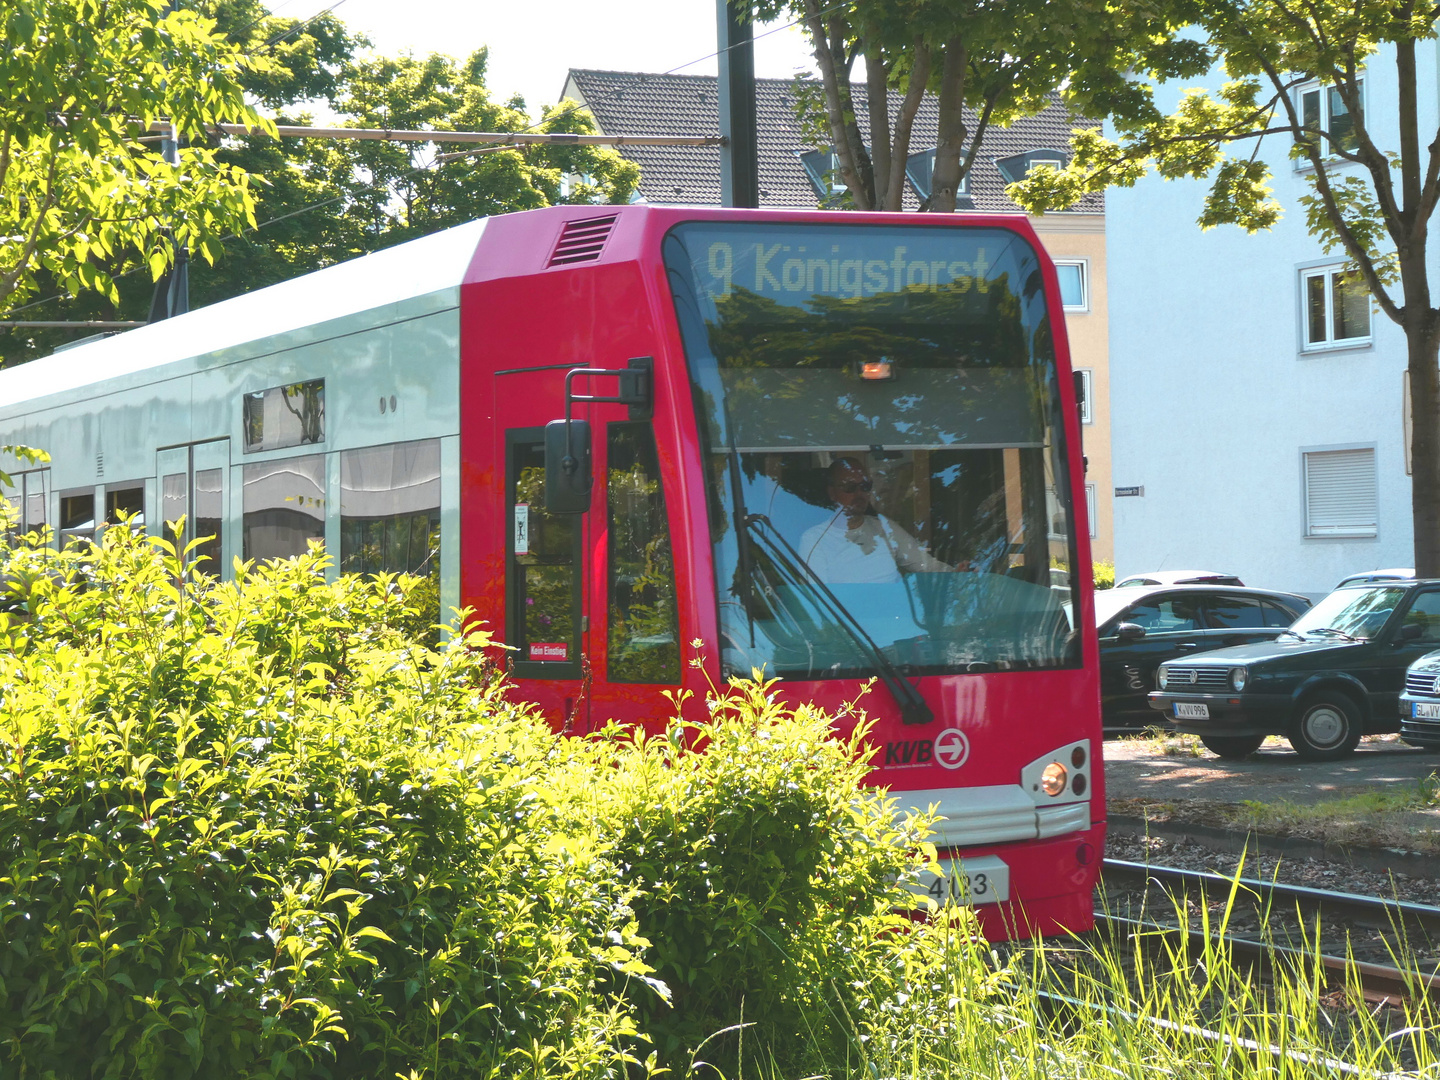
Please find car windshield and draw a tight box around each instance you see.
[664,220,1080,679]
[1289,586,1406,640]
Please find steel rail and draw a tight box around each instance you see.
[1102,857,1440,938]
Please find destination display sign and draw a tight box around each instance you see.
[670,223,1033,306]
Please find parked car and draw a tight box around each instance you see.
[1115,570,1245,588]
[1336,568,1415,588]
[1096,584,1310,732]
[1397,651,1440,749]
[1148,579,1440,761]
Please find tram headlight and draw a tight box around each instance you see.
[1040,762,1068,796]
[1230,667,1249,691]
[1157,667,1169,690]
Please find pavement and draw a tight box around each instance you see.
[1101,734,1440,809]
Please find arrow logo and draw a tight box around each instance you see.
[934,727,970,770]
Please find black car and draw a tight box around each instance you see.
[1148,580,1440,760]
[1096,584,1311,732]
[1397,650,1440,749]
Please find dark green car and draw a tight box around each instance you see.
[1147,580,1440,760]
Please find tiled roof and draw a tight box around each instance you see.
[564,68,1103,214]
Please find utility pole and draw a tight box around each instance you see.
[716,0,759,208]
[148,0,187,323]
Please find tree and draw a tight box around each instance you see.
[0,0,268,313]
[0,4,638,367]
[753,0,1133,212]
[1010,0,1440,576]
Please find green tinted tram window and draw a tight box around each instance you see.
[243,455,325,562]
[242,380,325,453]
[607,422,679,683]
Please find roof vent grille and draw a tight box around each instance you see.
[548,214,618,267]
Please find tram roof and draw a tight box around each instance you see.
[0,218,488,418]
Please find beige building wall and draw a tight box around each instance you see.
[1031,214,1111,567]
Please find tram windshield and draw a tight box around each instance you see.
[664,221,1081,680]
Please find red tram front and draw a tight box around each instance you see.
[458,205,1104,938]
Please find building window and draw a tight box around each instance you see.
[1296,79,1362,156]
[1304,447,1376,538]
[996,149,1068,184]
[1302,265,1370,349]
[798,148,846,201]
[1077,369,1094,424]
[4,469,48,540]
[242,379,325,454]
[903,148,968,203]
[243,455,326,562]
[1056,261,1088,312]
[1085,482,1098,538]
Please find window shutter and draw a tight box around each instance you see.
[1305,448,1377,536]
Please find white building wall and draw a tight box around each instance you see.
[1108,44,1435,597]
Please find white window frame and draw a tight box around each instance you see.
[1294,77,1364,167]
[1077,368,1094,424]
[1299,263,1371,351]
[1302,444,1377,539]
[1085,482,1098,538]
[1054,259,1089,313]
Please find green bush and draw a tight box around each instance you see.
[0,526,953,1078]
[1094,560,1115,590]
[0,529,647,1079]
[575,682,938,1076]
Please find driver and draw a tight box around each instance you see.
[799,457,951,584]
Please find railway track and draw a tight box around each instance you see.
[1098,857,1440,1004]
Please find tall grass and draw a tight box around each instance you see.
[716,866,1440,1080]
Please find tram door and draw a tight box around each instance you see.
[156,439,230,575]
[499,367,592,731]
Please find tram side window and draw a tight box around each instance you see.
[507,433,581,676]
[162,473,187,539]
[340,440,441,626]
[242,455,325,562]
[607,423,680,683]
[105,484,144,530]
[242,379,325,453]
[59,490,96,548]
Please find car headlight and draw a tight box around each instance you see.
[1157,667,1169,690]
[1231,667,1248,691]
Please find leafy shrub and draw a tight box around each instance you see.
[1094,560,1115,590]
[574,682,938,1076]
[0,529,647,1079]
[0,526,954,1079]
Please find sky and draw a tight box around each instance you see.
[332,0,819,119]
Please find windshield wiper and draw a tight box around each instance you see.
[743,512,934,726]
[1277,629,1306,641]
[1305,626,1359,641]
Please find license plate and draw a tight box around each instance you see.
[1415,702,1440,719]
[1175,702,1210,719]
[910,855,1009,907]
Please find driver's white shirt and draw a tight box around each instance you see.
[799,512,946,584]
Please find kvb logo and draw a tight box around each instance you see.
[881,728,970,770]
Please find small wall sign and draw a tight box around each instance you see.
[1114,486,1144,497]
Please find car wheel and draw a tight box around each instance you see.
[1287,694,1362,761]
[1200,734,1266,760]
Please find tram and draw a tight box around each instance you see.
[0,204,1104,938]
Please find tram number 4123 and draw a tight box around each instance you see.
[913,856,1011,907]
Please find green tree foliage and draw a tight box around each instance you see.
[0,2,639,366]
[1009,0,1440,576]
[0,524,949,1077]
[755,0,1135,211]
[0,0,267,313]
